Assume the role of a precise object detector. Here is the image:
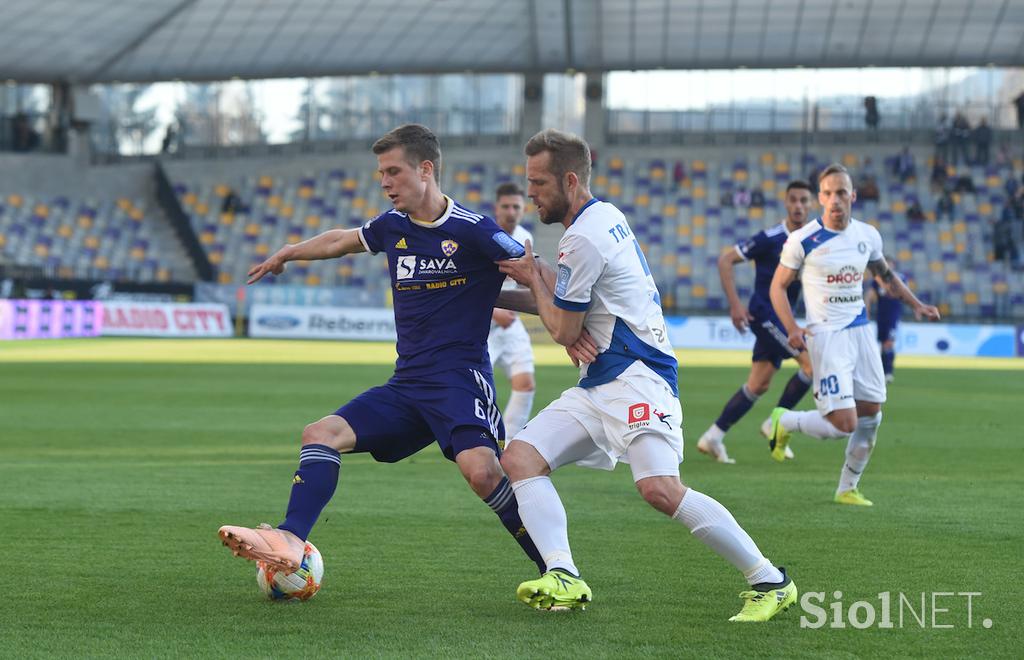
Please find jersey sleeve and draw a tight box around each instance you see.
[779,234,805,270]
[553,233,604,311]
[473,217,526,261]
[735,231,767,261]
[358,212,390,254]
[867,225,884,262]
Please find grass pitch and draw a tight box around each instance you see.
[1,338,1019,658]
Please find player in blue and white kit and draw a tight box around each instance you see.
[865,255,903,383]
[697,181,815,464]
[219,125,546,576]
[496,130,796,622]
[488,183,536,440]
[767,164,939,506]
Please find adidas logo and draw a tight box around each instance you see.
[776,590,786,602]
[395,237,407,249]
[292,475,304,485]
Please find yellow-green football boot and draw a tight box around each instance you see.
[516,569,592,611]
[729,568,797,622]
[768,407,791,463]
[834,488,873,506]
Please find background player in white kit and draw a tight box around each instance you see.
[767,164,940,506]
[488,183,536,440]
[498,129,796,622]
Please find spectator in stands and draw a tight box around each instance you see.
[992,214,1020,268]
[750,188,765,208]
[973,118,992,165]
[995,142,1013,168]
[933,114,950,162]
[930,155,949,191]
[732,186,751,208]
[953,173,975,194]
[12,113,39,152]
[161,124,176,154]
[906,199,926,224]
[864,96,879,134]
[221,188,242,215]
[936,189,956,221]
[950,112,971,165]
[1013,91,1024,130]
[894,146,916,182]
[673,160,686,185]
[857,173,880,202]
[720,190,734,207]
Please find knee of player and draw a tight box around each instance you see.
[301,419,348,448]
[747,380,771,396]
[833,417,857,435]
[462,460,501,494]
[636,478,684,516]
[499,442,543,481]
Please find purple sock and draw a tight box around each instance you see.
[279,444,340,541]
[714,384,759,431]
[777,370,812,409]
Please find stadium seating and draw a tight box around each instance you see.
[172,146,1024,320]
[0,191,193,283]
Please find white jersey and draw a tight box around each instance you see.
[780,218,883,332]
[500,224,534,291]
[554,199,677,394]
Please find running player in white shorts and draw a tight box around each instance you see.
[488,183,536,439]
[495,129,796,622]
[767,164,940,506]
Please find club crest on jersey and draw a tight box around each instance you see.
[858,241,868,254]
[627,403,651,430]
[441,239,459,256]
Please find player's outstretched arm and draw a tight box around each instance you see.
[770,265,809,350]
[247,228,366,284]
[718,247,752,332]
[868,259,941,321]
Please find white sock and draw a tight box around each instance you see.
[673,489,783,586]
[838,413,882,493]
[511,476,577,575]
[780,410,849,439]
[702,424,725,443]
[503,389,534,439]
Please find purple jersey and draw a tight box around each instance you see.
[359,196,525,377]
[871,275,903,330]
[735,222,801,319]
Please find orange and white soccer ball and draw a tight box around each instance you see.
[256,541,324,601]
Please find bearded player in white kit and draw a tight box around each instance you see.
[767,164,940,506]
[488,183,536,440]
[497,129,796,622]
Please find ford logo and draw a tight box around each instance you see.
[257,314,301,330]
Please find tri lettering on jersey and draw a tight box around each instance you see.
[608,223,632,243]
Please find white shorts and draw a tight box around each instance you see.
[513,362,683,478]
[807,323,887,415]
[488,318,534,377]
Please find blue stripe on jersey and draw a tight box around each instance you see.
[844,306,869,329]
[554,296,589,312]
[570,198,600,225]
[579,317,678,396]
[801,226,841,255]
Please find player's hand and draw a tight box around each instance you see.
[492,308,517,328]
[566,328,599,367]
[247,248,289,284]
[497,239,537,287]
[914,303,941,322]
[729,304,754,333]
[787,325,811,351]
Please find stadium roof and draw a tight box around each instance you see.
[3,0,1023,84]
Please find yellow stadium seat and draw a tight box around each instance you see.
[693,235,706,247]
[245,224,260,236]
[676,263,691,276]
[945,271,960,284]
[130,247,145,260]
[692,160,706,172]
[985,175,1001,187]
[678,225,691,237]
[58,225,72,238]
[466,190,481,203]
[117,198,132,211]
[750,207,765,219]
[200,232,215,245]
[455,172,470,184]
[58,266,73,278]
[298,187,313,199]
[595,175,608,187]
[353,197,366,209]
[939,231,952,244]
[925,210,936,222]
[306,275,321,286]
[661,254,674,266]
[692,285,707,298]
[993,281,1009,294]
[215,184,229,197]
[733,170,748,183]
[693,215,706,227]
[84,236,99,249]
[663,204,677,217]
[259,175,273,188]
[7,194,23,207]
[34,204,49,217]
[305,215,320,228]
[964,292,978,304]
[953,221,966,234]
[255,243,270,256]
[209,252,222,265]
[280,205,294,218]
[512,164,525,176]
[220,213,235,225]
[897,249,912,262]
[218,272,233,284]
[267,195,281,209]
[181,193,196,207]
[693,186,706,199]
[929,261,943,273]
[337,263,354,277]
[661,294,674,308]
[842,153,858,168]
[609,157,624,169]
[34,244,48,257]
[978,203,993,215]
[774,162,790,174]
[760,152,774,165]
[867,219,880,229]
[130,208,145,221]
[938,302,951,316]
[762,179,775,191]
[94,256,109,268]
[635,194,650,207]
[651,167,665,180]
[343,178,357,190]
[608,183,622,197]
[288,233,302,243]
[891,200,906,213]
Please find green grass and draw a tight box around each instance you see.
[1,340,1020,658]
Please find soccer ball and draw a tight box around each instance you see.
[256,541,324,601]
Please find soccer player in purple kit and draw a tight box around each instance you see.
[696,181,816,464]
[218,124,546,576]
[865,255,903,383]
